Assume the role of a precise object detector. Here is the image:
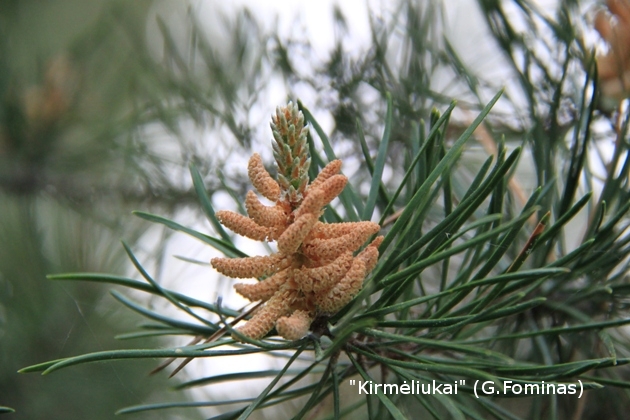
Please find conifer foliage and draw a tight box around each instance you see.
[18,1,630,419]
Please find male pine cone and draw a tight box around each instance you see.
[211,102,382,341]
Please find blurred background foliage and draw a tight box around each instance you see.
[3,0,630,419]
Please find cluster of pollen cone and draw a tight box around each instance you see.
[594,0,630,103]
[211,102,383,341]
